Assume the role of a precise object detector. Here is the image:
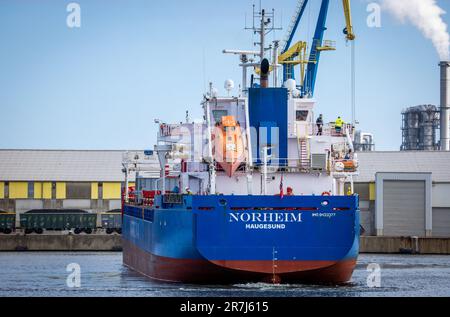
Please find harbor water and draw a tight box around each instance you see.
[0,252,449,297]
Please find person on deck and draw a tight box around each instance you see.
[316,114,324,136]
[335,116,344,134]
[287,187,294,196]
[345,149,354,160]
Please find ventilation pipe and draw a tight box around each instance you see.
[260,58,270,88]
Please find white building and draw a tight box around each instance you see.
[354,151,450,237]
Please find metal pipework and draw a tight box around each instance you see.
[222,49,260,56]
[223,50,260,95]
[440,61,450,151]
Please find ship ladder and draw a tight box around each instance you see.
[298,139,310,170]
[297,125,310,171]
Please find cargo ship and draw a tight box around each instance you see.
[122,2,360,284]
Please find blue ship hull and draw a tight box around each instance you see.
[122,195,360,284]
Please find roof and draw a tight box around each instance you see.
[0,150,159,182]
[355,151,450,183]
[1,150,449,183]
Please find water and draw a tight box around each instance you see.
[0,252,449,297]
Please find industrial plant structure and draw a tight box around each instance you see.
[400,62,450,152]
[401,105,440,151]
[354,131,375,152]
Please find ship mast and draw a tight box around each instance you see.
[223,5,282,95]
[246,5,281,61]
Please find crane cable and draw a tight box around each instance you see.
[351,40,356,127]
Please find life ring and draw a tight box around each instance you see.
[322,191,331,196]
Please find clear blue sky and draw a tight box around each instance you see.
[0,0,449,151]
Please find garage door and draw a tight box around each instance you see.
[433,208,450,237]
[383,180,426,237]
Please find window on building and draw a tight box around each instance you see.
[66,182,92,199]
[354,183,370,201]
[98,183,103,200]
[28,182,34,199]
[4,182,8,199]
[52,182,56,200]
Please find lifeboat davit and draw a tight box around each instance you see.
[212,116,246,177]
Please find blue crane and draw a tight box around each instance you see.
[304,0,331,97]
[281,0,309,83]
[280,0,355,97]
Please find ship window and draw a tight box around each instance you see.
[212,110,228,124]
[296,110,309,121]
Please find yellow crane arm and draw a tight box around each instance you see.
[278,41,307,63]
[342,0,355,41]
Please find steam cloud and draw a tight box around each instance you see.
[382,0,450,61]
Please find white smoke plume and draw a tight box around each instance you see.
[382,0,450,61]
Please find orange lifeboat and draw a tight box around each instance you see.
[212,116,246,177]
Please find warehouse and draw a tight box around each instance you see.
[0,150,159,226]
[354,151,450,238]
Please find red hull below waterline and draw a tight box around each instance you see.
[123,239,357,285]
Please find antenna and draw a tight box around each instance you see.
[224,5,282,94]
[202,47,207,93]
[245,6,282,61]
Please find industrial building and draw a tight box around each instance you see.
[354,151,450,238]
[1,149,449,237]
[0,150,158,226]
[400,62,450,151]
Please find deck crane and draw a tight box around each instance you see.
[279,0,356,97]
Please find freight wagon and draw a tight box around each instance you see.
[100,212,122,234]
[20,210,98,234]
[0,212,15,234]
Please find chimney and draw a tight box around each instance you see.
[260,58,270,88]
[440,61,450,151]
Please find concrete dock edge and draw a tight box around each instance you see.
[1,235,450,254]
[360,236,450,254]
[0,234,122,251]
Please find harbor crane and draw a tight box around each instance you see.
[279,0,356,97]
